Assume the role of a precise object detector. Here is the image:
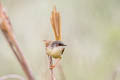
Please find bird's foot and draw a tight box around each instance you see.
[49,65,55,69]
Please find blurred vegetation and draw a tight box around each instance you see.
[0,0,120,80]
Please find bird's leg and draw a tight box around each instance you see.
[50,58,61,69]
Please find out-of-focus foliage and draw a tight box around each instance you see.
[0,0,120,80]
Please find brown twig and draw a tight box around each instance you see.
[2,31,35,80]
[0,4,35,80]
[48,56,56,80]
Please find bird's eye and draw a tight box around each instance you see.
[58,43,62,46]
[58,43,66,46]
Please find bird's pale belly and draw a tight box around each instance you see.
[47,47,63,59]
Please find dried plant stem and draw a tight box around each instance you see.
[48,56,56,80]
[0,4,35,80]
[1,31,35,80]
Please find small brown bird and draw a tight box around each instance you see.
[45,40,66,59]
[44,6,66,69]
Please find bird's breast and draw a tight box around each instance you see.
[47,47,64,58]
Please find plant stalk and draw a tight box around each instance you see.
[1,30,35,80]
[0,4,35,80]
[48,56,56,80]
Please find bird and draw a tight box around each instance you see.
[45,40,66,59]
[44,6,66,69]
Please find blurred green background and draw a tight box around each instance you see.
[0,0,120,80]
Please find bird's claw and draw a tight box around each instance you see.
[49,65,55,69]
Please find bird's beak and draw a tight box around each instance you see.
[63,44,67,46]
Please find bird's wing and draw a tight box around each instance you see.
[50,6,61,40]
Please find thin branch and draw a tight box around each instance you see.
[48,56,56,80]
[0,74,25,80]
[1,31,35,80]
[0,4,35,80]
